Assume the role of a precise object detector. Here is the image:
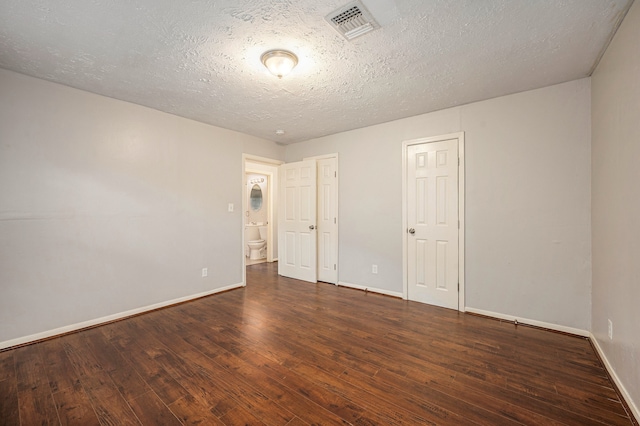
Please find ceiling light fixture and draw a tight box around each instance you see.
[261,50,298,78]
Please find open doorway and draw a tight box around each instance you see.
[245,171,269,266]
[242,155,283,284]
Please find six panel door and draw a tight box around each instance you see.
[407,139,459,309]
[278,160,317,283]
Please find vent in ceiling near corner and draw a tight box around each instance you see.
[325,1,380,41]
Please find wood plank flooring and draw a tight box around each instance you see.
[0,261,636,425]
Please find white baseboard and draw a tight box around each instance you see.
[337,281,403,298]
[464,307,590,337]
[590,333,640,423]
[0,282,244,351]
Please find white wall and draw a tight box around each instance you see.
[462,81,592,330]
[286,78,592,331]
[591,0,640,415]
[0,68,284,346]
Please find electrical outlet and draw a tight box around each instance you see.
[608,319,613,340]
[372,264,378,274]
[202,268,208,278]
[228,203,234,212]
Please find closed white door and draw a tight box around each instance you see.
[278,160,317,283]
[317,158,338,284]
[406,139,459,309]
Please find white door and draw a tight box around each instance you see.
[406,138,459,309]
[278,160,317,283]
[317,158,338,284]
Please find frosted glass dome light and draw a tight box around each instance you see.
[261,50,298,78]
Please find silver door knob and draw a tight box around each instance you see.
[309,225,316,230]
[408,228,415,235]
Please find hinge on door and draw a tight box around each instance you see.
[334,217,337,224]
[334,264,337,270]
[334,171,337,178]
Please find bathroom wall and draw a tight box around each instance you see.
[285,78,592,331]
[0,68,284,346]
[591,0,640,416]
[246,173,268,225]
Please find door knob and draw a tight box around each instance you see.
[309,225,316,230]
[408,228,415,235]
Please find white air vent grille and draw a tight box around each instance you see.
[331,6,363,25]
[325,1,380,41]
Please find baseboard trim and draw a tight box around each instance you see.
[337,281,403,298]
[589,333,640,424]
[464,307,590,337]
[0,282,245,351]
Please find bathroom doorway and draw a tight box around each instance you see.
[245,172,269,266]
[242,155,283,283]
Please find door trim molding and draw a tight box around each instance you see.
[402,132,465,312]
[303,153,339,161]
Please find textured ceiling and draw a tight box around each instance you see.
[0,0,633,144]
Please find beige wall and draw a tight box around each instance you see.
[591,0,640,415]
[0,68,284,346]
[286,78,592,331]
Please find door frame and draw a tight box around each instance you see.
[242,154,283,286]
[402,132,466,312]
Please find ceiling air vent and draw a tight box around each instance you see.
[325,1,380,41]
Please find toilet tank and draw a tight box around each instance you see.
[258,226,267,240]
[245,225,260,241]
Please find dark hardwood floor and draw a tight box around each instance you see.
[0,261,636,425]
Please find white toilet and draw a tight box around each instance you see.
[247,226,267,260]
